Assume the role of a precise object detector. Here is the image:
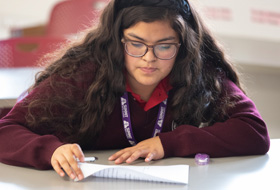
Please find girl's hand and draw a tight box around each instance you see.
[108,136,164,164]
[51,144,85,181]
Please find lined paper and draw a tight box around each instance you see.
[76,162,189,184]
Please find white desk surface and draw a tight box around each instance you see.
[0,139,279,190]
[0,67,42,107]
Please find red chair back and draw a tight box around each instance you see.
[46,0,109,37]
[0,37,66,68]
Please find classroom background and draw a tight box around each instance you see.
[0,0,279,138]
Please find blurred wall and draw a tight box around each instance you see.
[0,0,62,39]
[196,0,280,138]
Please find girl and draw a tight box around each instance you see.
[0,0,270,181]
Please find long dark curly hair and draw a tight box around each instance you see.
[24,0,242,147]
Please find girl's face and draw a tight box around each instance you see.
[123,20,179,91]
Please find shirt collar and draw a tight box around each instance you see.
[126,77,172,111]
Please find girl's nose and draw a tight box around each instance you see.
[142,48,157,62]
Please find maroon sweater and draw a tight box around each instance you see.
[0,67,270,170]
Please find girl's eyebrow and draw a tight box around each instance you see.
[126,33,176,43]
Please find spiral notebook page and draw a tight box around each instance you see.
[76,162,189,184]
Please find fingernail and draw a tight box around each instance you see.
[78,174,83,181]
[70,173,76,179]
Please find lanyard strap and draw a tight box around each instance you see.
[120,92,167,146]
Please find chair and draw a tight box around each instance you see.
[0,37,66,68]
[46,0,109,37]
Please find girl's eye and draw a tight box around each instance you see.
[130,42,145,48]
[157,44,171,51]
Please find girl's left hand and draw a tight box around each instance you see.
[108,136,164,164]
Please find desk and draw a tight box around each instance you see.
[0,67,42,108]
[0,139,279,190]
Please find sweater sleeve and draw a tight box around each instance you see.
[0,103,64,169]
[0,66,93,169]
[158,78,270,158]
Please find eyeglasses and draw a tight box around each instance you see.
[121,38,181,60]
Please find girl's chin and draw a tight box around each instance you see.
[135,79,159,87]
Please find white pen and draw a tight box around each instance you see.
[84,157,98,163]
[76,157,98,163]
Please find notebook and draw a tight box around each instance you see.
[76,162,189,184]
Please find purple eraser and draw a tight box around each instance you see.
[195,153,210,165]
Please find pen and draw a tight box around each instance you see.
[76,157,98,163]
[84,157,98,163]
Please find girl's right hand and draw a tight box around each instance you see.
[51,143,85,181]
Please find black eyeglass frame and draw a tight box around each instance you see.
[121,38,181,60]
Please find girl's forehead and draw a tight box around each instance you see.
[125,20,172,30]
[123,21,178,42]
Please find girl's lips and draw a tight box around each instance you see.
[140,67,157,74]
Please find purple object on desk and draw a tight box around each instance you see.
[195,153,210,165]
